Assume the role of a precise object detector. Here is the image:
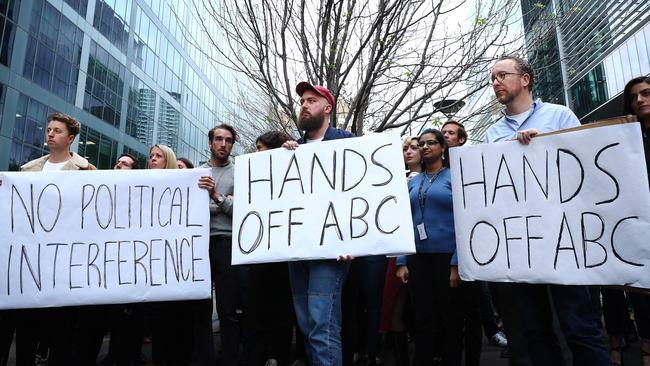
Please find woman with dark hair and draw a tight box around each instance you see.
[256,131,293,151]
[246,131,297,366]
[177,157,194,169]
[602,76,650,366]
[395,128,462,366]
[378,136,423,366]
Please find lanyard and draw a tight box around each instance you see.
[417,168,445,220]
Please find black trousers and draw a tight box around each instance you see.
[459,281,482,366]
[0,309,39,366]
[211,235,241,366]
[407,253,463,366]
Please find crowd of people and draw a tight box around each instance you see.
[1,55,650,366]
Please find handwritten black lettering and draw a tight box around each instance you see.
[553,213,579,269]
[238,211,263,254]
[460,154,487,209]
[287,207,304,246]
[349,197,369,239]
[320,202,343,246]
[469,221,499,266]
[375,196,399,235]
[370,143,393,187]
[594,143,620,205]
[580,212,607,268]
[611,216,643,267]
[342,149,367,192]
[556,149,584,204]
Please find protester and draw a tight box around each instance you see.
[73,154,144,366]
[441,121,468,147]
[342,244,388,366]
[144,144,194,365]
[440,121,483,366]
[12,113,95,366]
[245,130,295,366]
[602,75,650,366]
[485,55,609,366]
[177,157,194,169]
[379,136,422,366]
[396,128,463,366]
[282,81,355,366]
[198,124,238,366]
[114,152,139,169]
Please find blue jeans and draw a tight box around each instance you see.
[288,260,350,366]
[516,284,609,366]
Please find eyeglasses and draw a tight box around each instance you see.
[490,72,522,83]
[417,140,440,147]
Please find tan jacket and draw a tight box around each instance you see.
[20,152,97,172]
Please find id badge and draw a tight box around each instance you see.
[417,223,427,240]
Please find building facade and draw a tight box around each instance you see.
[522,0,650,121]
[0,0,245,170]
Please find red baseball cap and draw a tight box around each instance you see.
[296,81,335,107]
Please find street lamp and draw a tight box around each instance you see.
[433,99,465,119]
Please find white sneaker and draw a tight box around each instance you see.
[265,359,279,366]
[490,331,508,348]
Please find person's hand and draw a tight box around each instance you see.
[198,175,215,196]
[516,128,540,145]
[337,255,354,261]
[396,266,409,284]
[282,140,299,150]
[449,266,460,288]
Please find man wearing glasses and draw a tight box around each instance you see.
[485,55,609,366]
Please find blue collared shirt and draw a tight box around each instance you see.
[485,99,580,143]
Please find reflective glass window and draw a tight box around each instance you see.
[637,30,650,76]
[23,2,82,103]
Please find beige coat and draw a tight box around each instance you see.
[20,152,97,172]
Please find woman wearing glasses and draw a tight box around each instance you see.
[395,129,462,366]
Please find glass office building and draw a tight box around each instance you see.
[0,0,245,170]
[522,0,650,121]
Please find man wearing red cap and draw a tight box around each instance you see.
[283,82,354,366]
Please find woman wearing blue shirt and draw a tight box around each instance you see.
[396,128,462,366]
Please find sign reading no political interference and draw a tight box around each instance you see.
[450,123,650,288]
[0,169,212,309]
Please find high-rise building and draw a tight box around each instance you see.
[522,0,650,121]
[0,0,246,170]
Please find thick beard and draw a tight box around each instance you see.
[299,110,325,132]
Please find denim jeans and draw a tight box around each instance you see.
[288,259,351,366]
[516,284,609,366]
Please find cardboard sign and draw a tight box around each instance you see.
[449,123,650,288]
[0,169,212,309]
[232,132,416,264]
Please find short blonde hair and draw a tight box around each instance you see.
[150,144,178,169]
[402,136,418,150]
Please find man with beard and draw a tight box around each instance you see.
[485,55,609,366]
[283,82,354,366]
[197,124,238,366]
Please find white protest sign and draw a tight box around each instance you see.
[232,132,415,264]
[450,123,650,288]
[0,168,212,309]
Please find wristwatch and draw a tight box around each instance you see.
[215,192,225,205]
